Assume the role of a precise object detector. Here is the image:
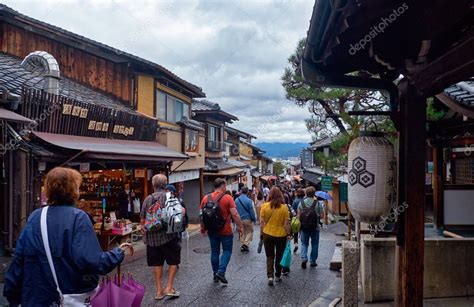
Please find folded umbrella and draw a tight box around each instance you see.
[316,191,332,200]
[121,275,146,307]
[90,264,137,307]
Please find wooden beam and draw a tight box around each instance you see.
[396,81,425,306]
[412,35,474,98]
[432,146,444,229]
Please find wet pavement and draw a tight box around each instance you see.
[121,226,339,306]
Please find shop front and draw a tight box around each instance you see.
[31,131,188,250]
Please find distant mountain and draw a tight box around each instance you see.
[254,142,308,158]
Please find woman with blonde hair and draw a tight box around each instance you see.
[4,167,132,306]
[260,187,290,286]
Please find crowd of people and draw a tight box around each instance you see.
[3,167,327,305]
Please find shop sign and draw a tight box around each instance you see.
[340,182,348,202]
[321,176,332,191]
[80,108,88,118]
[72,106,82,116]
[79,163,90,172]
[168,169,200,184]
[62,104,73,115]
[135,169,145,178]
[95,122,103,131]
[88,120,96,130]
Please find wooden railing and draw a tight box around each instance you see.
[18,87,157,141]
[206,140,225,151]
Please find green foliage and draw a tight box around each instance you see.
[426,97,446,121]
[273,161,284,176]
[281,38,395,139]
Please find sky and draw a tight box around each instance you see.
[3,0,315,143]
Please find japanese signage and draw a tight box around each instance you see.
[321,176,333,191]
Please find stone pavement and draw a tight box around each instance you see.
[121,226,339,306]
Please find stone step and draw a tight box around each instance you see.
[330,244,342,271]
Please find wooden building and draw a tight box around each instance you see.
[0,4,206,249]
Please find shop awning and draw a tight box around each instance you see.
[0,108,36,124]
[203,167,244,177]
[302,172,321,185]
[32,132,188,162]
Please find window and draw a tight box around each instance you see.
[156,91,166,120]
[155,90,190,123]
[208,124,221,142]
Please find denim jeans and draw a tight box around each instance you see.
[208,233,233,274]
[300,229,320,263]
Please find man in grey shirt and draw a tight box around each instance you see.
[141,174,183,300]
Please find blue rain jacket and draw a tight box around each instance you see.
[3,205,124,306]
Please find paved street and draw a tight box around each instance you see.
[122,226,339,306]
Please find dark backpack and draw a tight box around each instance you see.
[201,193,227,232]
[299,200,319,231]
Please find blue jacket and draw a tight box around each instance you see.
[292,197,304,213]
[235,195,256,222]
[3,205,124,306]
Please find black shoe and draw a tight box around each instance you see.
[310,262,318,267]
[293,245,298,254]
[213,273,219,283]
[301,261,307,269]
[215,272,228,284]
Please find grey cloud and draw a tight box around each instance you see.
[3,0,315,142]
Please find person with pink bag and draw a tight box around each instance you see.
[3,167,132,306]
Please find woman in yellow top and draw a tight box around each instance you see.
[260,187,290,286]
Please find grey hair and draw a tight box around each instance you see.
[152,174,167,191]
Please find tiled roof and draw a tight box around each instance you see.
[310,137,333,149]
[192,99,221,111]
[0,4,204,97]
[444,79,474,108]
[205,158,235,171]
[0,52,140,115]
[227,158,249,169]
[225,125,256,139]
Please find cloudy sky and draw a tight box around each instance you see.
[4,0,315,143]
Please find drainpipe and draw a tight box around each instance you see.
[20,51,60,95]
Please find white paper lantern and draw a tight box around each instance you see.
[348,132,395,223]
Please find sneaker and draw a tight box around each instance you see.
[293,244,298,254]
[213,273,219,283]
[282,267,290,275]
[275,276,282,282]
[242,245,249,253]
[301,261,307,269]
[268,278,274,286]
[310,262,318,267]
[215,272,228,284]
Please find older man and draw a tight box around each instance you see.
[141,174,183,300]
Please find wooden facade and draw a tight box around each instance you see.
[0,23,132,103]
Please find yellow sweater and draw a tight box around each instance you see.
[260,202,289,237]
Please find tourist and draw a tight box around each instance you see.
[298,186,324,269]
[291,188,305,253]
[200,178,243,284]
[263,184,270,201]
[141,174,181,300]
[255,191,264,225]
[260,187,290,286]
[3,167,132,306]
[235,186,257,252]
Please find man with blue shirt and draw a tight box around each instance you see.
[235,186,257,252]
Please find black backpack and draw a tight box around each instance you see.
[299,200,319,231]
[201,193,227,232]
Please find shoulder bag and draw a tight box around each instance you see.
[40,206,98,306]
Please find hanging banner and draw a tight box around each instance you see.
[340,182,348,202]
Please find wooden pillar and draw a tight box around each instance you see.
[432,147,444,228]
[396,81,425,306]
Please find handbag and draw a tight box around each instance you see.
[41,206,98,306]
[280,241,292,268]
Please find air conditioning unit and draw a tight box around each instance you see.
[231,144,240,156]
